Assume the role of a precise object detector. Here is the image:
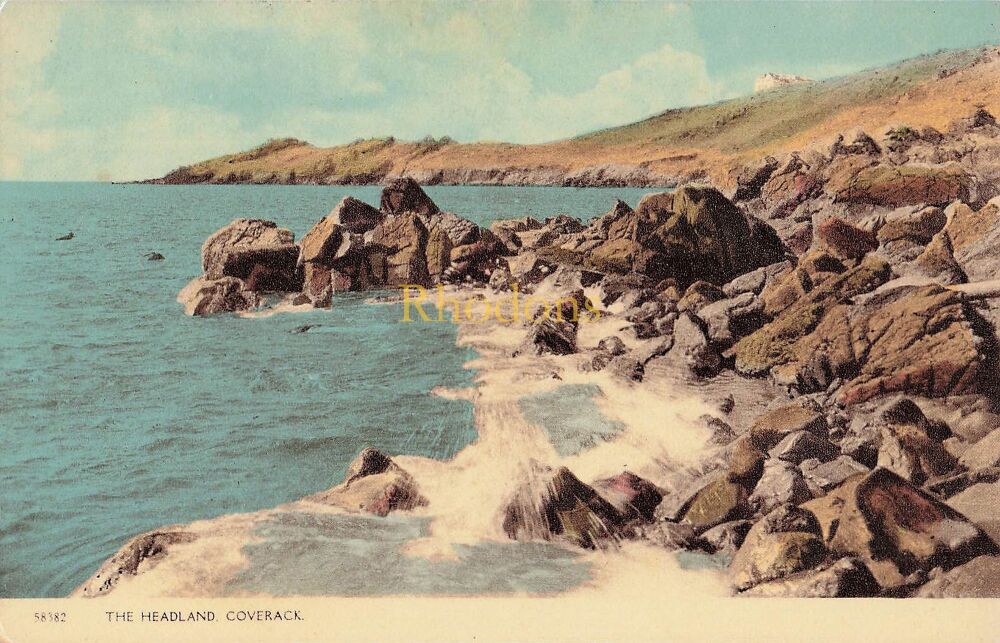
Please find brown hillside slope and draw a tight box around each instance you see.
[147,46,1000,188]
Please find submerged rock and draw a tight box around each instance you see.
[76,530,196,597]
[178,276,263,316]
[307,447,428,517]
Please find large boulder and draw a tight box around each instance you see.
[502,466,628,549]
[729,504,827,591]
[585,186,786,288]
[364,213,431,287]
[328,196,384,234]
[307,447,428,517]
[201,219,301,291]
[733,258,994,404]
[816,468,999,588]
[831,164,972,208]
[380,177,440,216]
[733,255,892,377]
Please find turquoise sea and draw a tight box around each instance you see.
[0,182,651,597]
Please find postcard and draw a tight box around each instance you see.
[2,1,1000,641]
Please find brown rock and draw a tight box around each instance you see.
[590,471,663,522]
[307,447,428,517]
[677,477,750,532]
[816,216,877,260]
[740,556,880,597]
[201,219,301,291]
[832,164,972,208]
[380,177,439,216]
[329,196,384,233]
[730,504,826,591]
[179,276,263,316]
[827,468,999,588]
[749,404,829,451]
[365,213,430,286]
[503,466,626,549]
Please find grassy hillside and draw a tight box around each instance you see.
[149,45,999,186]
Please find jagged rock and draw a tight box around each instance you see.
[831,164,972,208]
[741,556,880,597]
[698,292,765,347]
[735,257,993,405]
[587,185,786,288]
[912,230,967,285]
[677,280,726,313]
[76,529,197,597]
[749,404,829,451]
[877,205,947,246]
[734,156,780,201]
[816,216,878,260]
[518,317,577,356]
[502,466,627,549]
[723,260,793,298]
[701,520,754,557]
[748,460,814,514]
[672,312,722,376]
[424,227,453,279]
[145,252,165,261]
[201,219,301,290]
[607,355,644,382]
[490,216,543,234]
[504,252,554,287]
[877,423,957,485]
[640,521,710,552]
[365,213,430,286]
[591,199,635,240]
[800,456,870,491]
[821,468,999,588]
[959,427,1000,470]
[596,336,627,356]
[330,196,384,233]
[676,476,751,533]
[726,436,765,489]
[733,255,892,377]
[178,276,263,316]
[589,472,663,522]
[730,504,826,591]
[307,447,428,517]
[771,431,839,465]
[299,215,345,266]
[915,555,1000,597]
[380,177,439,216]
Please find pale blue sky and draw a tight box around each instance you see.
[2,1,998,181]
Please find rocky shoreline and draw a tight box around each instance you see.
[91,107,1000,598]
